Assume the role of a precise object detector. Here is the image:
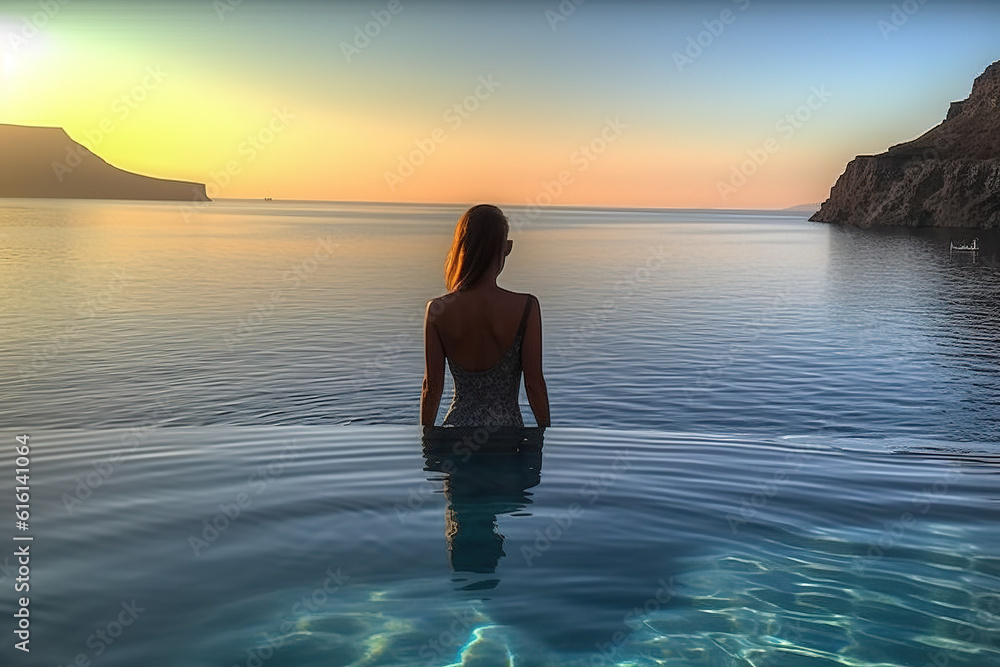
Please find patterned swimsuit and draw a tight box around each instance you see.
[442,295,534,427]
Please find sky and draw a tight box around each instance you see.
[0,0,997,209]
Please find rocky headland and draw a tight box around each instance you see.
[811,60,1000,228]
[0,124,210,202]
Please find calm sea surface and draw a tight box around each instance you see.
[1,200,999,666]
[3,199,1000,440]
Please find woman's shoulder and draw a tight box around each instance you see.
[500,288,537,302]
[426,291,460,313]
[426,288,538,313]
[506,291,540,318]
[501,290,540,319]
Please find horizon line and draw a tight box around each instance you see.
[0,196,822,214]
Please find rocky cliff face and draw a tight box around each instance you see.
[0,124,210,202]
[811,60,1000,228]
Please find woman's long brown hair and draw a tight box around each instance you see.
[444,204,509,291]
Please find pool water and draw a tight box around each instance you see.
[3,426,997,666]
[3,201,1000,665]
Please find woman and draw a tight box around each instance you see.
[420,204,550,427]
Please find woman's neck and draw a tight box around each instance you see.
[463,265,502,291]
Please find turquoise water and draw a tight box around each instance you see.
[1,426,997,666]
[2,200,1000,664]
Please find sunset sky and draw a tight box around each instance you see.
[1,0,997,209]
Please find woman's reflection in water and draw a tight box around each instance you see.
[421,426,544,591]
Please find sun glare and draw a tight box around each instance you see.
[1,48,17,78]
[0,18,57,83]
[0,23,17,79]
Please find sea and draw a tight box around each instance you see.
[0,199,998,666]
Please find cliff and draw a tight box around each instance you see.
[0,124,210,202]
[811,60,1000,228]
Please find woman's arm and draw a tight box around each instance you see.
[521,295,550,427]
[420,299,445,425]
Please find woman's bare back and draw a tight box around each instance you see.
[430,287,530,372]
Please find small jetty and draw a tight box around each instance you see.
[949,238,979,252]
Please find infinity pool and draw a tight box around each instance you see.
[4,426,997,666]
